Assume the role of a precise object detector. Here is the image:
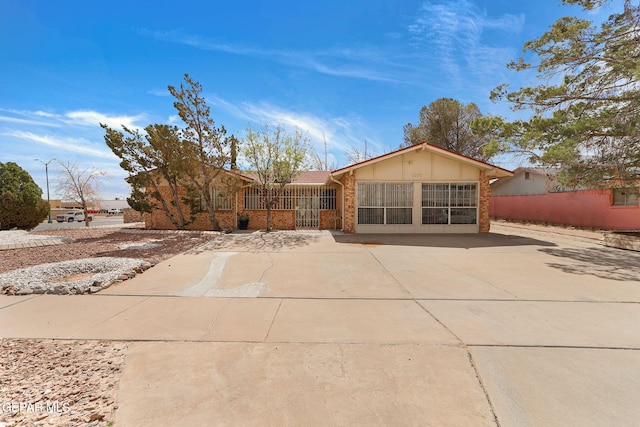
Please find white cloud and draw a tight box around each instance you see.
[0,114,61,127]
[64,111,145,130]
[141,29,398,83]
[0,108,145,131]
[147,88,171,97]
[208,95,383,167]
[33,111,57,118]
[6,131,116,159]
[408,0,525,85]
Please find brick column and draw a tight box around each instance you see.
[343,174,356,233]
[479,170,491,233]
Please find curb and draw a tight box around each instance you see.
[0,239,69,251]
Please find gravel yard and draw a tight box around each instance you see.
[0,226,220,426]
[0,227,219,276]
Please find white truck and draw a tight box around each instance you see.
[56,210,94,223]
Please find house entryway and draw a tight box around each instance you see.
[295,189,320,229]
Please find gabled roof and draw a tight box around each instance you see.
[329,142,513,182]
[490,167,556,190]
[240,170,331,185]
[225,168,255,182]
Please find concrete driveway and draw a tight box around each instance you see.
[1,223,639,425]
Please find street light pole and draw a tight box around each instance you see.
[35,158,56,223]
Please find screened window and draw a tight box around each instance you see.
[612,188,639,206]
[357,183,413,225]
[244,187,264,210]
[244,187,336,210]
[211,187,232,210]
[320,189,337,210]
[422,183,477,225]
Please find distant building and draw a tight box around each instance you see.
[94,199,130,212]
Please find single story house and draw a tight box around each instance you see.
[491,168,640,230]
[145,142,513,233]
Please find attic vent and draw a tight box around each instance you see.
[525,172,530,180]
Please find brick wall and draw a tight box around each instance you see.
[146,184,343,231]
[123,208,143,223]
[320,210,341,230]
[342,174,356,233]
[145,185,237,231]
[478,170,491,233]
[243,210,296,231]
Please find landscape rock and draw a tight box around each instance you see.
[0,339,127,427]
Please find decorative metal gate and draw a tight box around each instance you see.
[295,188,321,229]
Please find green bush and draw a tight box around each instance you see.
[0,162,49,230]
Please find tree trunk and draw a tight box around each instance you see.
[168,181,188,230]
[82,200,90,227]
[208,207,220,231]
[265,204,272,232]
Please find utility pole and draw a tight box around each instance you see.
[35,158,56,223]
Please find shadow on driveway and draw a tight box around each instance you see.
[540,246,640,281]
[332,233,556,249]
[188,231,323,253]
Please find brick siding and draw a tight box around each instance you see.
[478,170,491,233]
[342,174,356,233]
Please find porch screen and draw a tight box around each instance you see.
[211,186,232,210]
[422,183,477,224]
[357,183,413,225]
[244,187,336,210]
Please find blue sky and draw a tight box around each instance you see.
[0,0,610,199]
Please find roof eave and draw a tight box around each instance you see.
[329,143,513,180]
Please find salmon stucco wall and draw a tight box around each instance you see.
[491,189,640,230]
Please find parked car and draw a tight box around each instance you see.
[108,208,123,215]
[56,211,94,223]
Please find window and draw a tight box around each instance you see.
[422,183,477,225]
[211,186,232,210]
[244,187,266,210]
[612,188,639,206]
[357,183,413,225]
[320,189,337,210]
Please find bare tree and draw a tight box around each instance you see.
[345,138,376,165]
[56,160,105,227]
[310,133,336,171]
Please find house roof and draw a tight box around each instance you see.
[292,171,331,185]
[239,170,331,186]
[225,168,255,182]
[329,142,513,182]
[490,167,556,190]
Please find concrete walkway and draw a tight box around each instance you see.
[1,225,639,425]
